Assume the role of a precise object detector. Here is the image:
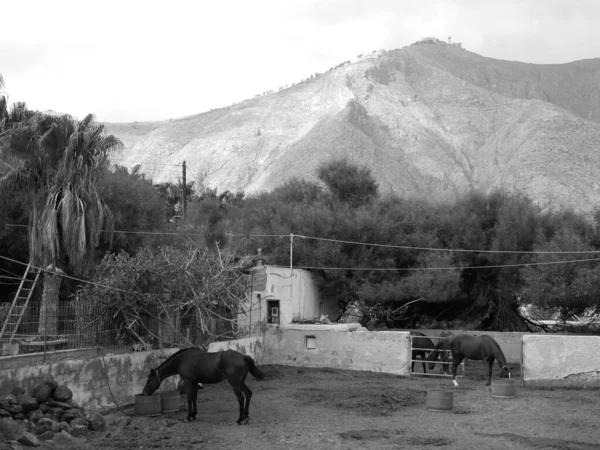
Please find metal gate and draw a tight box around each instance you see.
[410,334,464,378]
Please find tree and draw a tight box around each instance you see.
[521,225,600,318]
[317,158,379,207]
[0,96,123,337]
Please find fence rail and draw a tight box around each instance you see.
[410,334,464,378]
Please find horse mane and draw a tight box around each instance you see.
[156,347,198,370]
[485,336,508,365]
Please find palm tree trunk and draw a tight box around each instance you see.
[38,266,64,337]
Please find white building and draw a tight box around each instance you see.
[238,264,338,333]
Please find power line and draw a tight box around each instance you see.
[293,234,600,254]
[295,257,600,272]
[0,254,130,293]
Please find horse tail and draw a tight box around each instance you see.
[244,355,265,380]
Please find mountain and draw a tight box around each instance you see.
[105,40,600,214]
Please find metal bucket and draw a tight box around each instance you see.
[426,390,454,412]
[491,379,517,399]
[160,390,181,413]
[134,394,161,416]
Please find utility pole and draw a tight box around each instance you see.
[182,160,187,219]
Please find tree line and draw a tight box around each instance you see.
[2,75,600,344]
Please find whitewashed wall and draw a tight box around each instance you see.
[522,335,600,386]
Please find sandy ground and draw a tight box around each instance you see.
[84,363,600,450]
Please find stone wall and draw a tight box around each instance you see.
[522,335,600,387]
[0,348,180,410]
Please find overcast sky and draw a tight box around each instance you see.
[2,0,599,123]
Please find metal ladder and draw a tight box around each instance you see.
[0,262,41,345]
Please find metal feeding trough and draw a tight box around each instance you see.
[426,389,454,412]
[134,393,161,416]
[491,379,518,398]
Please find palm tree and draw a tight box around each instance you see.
[0,85,123,337]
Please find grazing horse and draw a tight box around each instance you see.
[429,334,511,387]
[428,331,455,374]
[410,331,437,374]
[141,348,265,424]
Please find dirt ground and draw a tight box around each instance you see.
[84,362,600,450]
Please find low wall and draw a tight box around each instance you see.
[405,329,525,363]
[522,335,600,387]
[261,325,411,375]
[208,336,264,361]
[0,348,180,410]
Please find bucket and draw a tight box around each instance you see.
[160,390,180,413]
[134,394,161,416]
[426,390,454,412]
[491,379,517,399]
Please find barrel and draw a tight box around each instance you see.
[160,390,181,413]
[426,390,454,412]
[134,394,161,416]
[491,379,517,398]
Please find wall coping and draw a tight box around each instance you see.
[278,323,366,331]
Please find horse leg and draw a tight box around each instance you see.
[228,382,246,425]
[187,385,198,421]
[240,383,253,422]
[452,356,464,387]
[485,358,494,387]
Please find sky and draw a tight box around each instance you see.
[2,0,600,123]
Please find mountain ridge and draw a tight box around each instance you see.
[105,41,600,214]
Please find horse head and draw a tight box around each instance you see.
[499,365,512,379]
[141,368,161,396]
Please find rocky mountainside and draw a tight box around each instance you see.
[105,41,600,214]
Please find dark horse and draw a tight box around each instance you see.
[141,348,265,424]
[428,331,455,374]
[428,334,511,387]
[410,331,437,374]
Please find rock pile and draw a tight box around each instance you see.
[0,380,106,448]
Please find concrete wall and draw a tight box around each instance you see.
[261,325,410,375]
[0,348,180,410]
[522,335,600,387]
[208,325,410,376]
[406,329,525,363]
[208,336,264,361]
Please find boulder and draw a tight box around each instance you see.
[46,400,71,410]
[0,409,11,418]
[44,380,58,392]
[7,404,24,415]
[52,430,82,449]
[37,430,54,442]
[69,424,88,438]
[27,410,43,423]
[46,407,64,420]
[16,395,38,412]
[88,413,106,432]
[11,388,25,397]
[31,385,52,404]
[58,422,69,433]
[35,417,56,435]
[0,417,25,440]
[16,431,40,447]
[61,409,83,423]
[51,386,73,403]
